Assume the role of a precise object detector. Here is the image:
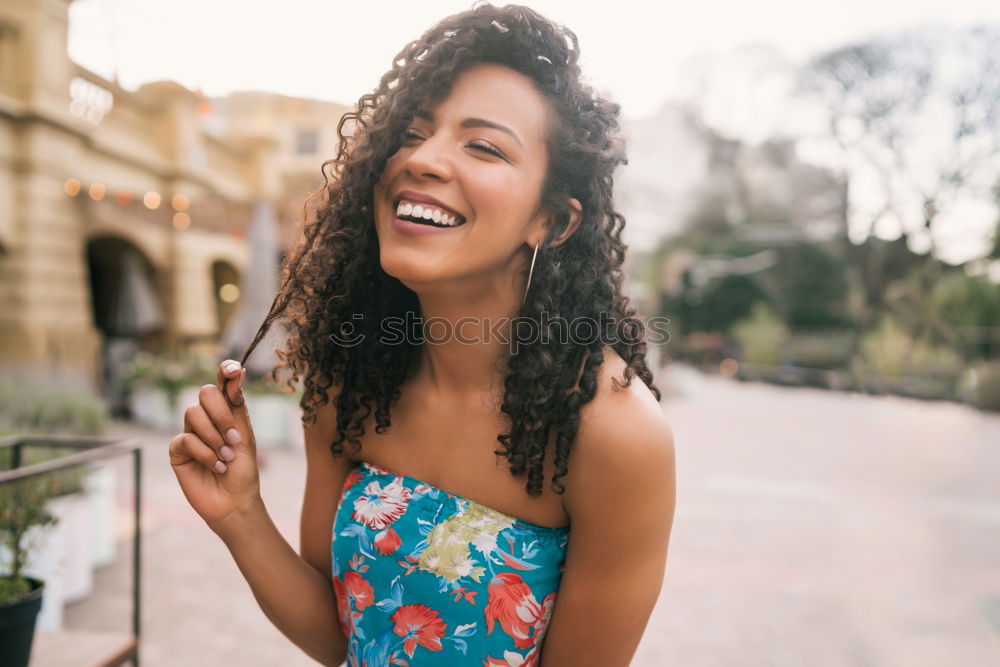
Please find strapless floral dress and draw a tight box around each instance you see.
[331,460,570,666]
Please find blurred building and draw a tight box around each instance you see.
[0,0,348,397]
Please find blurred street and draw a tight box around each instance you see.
[62,364,1000,666]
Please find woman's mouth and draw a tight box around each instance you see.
[394,199,467,228]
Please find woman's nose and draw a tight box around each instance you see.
[404,135,454,181]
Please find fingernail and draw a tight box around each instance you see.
[238,368,246,391]
[224,361,240,374]
[214,460,227,474]
[226,428,242,446]
[220,445,236,461]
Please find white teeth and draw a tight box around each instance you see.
[394,199,464,226]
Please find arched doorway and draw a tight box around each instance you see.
[212,260,241,334]
[86,236,164,416]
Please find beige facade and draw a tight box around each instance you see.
[0,0,349,392]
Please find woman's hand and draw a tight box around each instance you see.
[169,359,261,532]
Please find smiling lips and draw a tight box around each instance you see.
[395,199,467,227]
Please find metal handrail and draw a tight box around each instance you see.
[0,434,143,667]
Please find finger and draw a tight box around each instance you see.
[198,384,244,453]
[225,368,246,407]
[227,383,256,456]
[169,432,228,474]
[217,360,245,407]
[183,402,236,463]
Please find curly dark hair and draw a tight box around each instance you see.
[239,1,660,496]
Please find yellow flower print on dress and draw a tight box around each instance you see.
[417,500,516,583]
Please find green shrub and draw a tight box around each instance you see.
[785,331,856,369]
[969,361,1000,412]
[0,475,59,604]
[858,316,911,377]
[857,316,963,378]
[122,351,218,406]
[729,302,789,366]
[0,379,108,436]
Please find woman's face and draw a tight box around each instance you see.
[373,62,553,300]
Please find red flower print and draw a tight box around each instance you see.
[374,527,402,556]
[352,477,412,530]
[480,593,555,666]
[397,554,420,576]
[448,587,479,605]
[484,572,545,650]
[344,468,363,490]
[332,576,363,639]
[343,571,375,611]
[332,577,350,636]
[483,649,530,666]
[532,592,557,642]
[348,552,369,572]
[391,604,447,658]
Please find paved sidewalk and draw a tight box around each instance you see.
[62,365,1000,666]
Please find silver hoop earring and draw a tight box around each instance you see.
[522,241,540,308]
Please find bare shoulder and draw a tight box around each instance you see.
[539,346,676,662]
[587,345,665,426]
[563,345,675,516]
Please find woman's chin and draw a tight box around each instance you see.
[379,255,442,289]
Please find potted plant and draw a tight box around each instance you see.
[83,462,118,569]
[126,351,217,431]
[0,381,111,622]
[43,458,93,604]
[0,474,59,667]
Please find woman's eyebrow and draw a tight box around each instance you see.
[414,108,523,148]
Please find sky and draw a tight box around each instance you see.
[67,0,1000,262]
[67,0,1000,122]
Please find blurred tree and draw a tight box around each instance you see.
[729,301,789,366]
[684,273,771,333]
[799,25,1000,260]
[771,243,850,329]
[929,271,1000,359]
[658,127,851,335]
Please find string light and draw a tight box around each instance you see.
[173,212,191,229]
[143,191,161,209]
[218,284,240,303]
[64,178,81,196]
[172,194,190,211]
[88,183,106,200]
[720,358,740,377]
[114,189,132,205]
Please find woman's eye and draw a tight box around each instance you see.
[400,130,503,159]
[469,140,504,158]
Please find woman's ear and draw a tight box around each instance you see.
[548,197,583,248]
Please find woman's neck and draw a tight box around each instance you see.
[407,287,521,403]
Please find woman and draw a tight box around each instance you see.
[170,3,676,665]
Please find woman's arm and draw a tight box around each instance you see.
[213,386,353,666]
[171,361,349,666]
[539,366,677,665]
[211,494,348,666]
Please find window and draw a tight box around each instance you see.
[295,128,319,155]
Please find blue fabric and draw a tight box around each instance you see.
[331,460,570,666]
